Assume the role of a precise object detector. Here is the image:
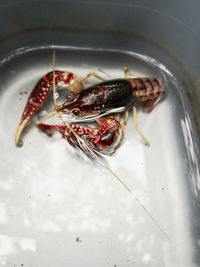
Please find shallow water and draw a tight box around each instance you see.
[0,46,199,267]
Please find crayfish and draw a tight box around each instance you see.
[15,62,166,153]
[14,53,170,241]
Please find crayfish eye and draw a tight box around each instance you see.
[72,108,80,116]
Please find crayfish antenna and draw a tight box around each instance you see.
[52,50,57,108]
[98,68,111,77]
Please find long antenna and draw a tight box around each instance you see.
[58,114,170,241]
[52,51,57,108]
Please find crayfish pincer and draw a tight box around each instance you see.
[15,70,83,146]
[37,118,120,155]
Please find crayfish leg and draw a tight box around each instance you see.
[121,110,129,142]
[133,106,150,146]
[114,113,120,121]
[123,67,139,79]
[111,110,129,154]
[81,72,106,85]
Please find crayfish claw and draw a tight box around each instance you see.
[15,118,29,146]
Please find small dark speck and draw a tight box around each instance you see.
[114,265,117,267]
[20,91,28,95]
[21,264,24,266]
[162,188,165,190]
[47,194,50,197]
[28,196,31,198]
[76,237,82,242]
[19,98,22,101]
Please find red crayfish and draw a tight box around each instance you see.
[14,56,170,240]
[15,65,166,154]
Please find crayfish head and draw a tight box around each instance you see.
[57,97,102,122]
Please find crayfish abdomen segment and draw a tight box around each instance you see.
[129,78,165,101]
[129,77,165,111]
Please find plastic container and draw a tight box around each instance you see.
[0,1,199,266]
